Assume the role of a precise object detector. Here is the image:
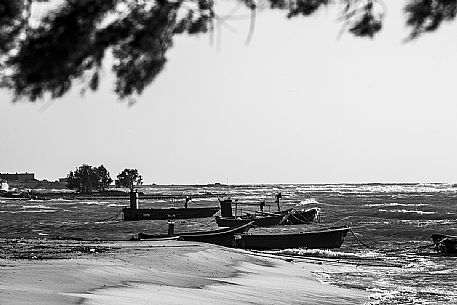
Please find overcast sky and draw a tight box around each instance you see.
[1,1,457,184]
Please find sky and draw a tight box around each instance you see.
[1,1,457,184]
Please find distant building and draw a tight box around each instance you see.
[59,177,69,183]
[0,172,36,182]
[0,179,8,191]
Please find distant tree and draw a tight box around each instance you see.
[66,164,98,193]
[95,165,113,192]
[0,0,455,102]
[66,164,112,193]
[116,168,143,192]
[65,171,78,190]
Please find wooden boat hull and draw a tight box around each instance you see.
[237,227,350,250]
[215,213,288,228]
[123,206,220,221]
[137,222,253,247]
[432,233,457,255]
[179,222,252,246]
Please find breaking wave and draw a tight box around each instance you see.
[378,209,436,215]
[364,203,429,207]
[296,198,320,206]
[276,248,381,260]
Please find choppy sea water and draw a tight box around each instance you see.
[1,183,457,304]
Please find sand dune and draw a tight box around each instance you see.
[0,240,367,304]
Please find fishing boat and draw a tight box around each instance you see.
[216,197,290,227]
[123,206,220,221]
[270,193,320,225]
[216,196,319,227]
[135,222,254,247]
[280,207,320,225]
[236,226,351,250]
[431,233,457,255]
[123,192,220,221]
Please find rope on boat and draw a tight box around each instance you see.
[287,213,314,224]
[381,243,436,254]
[349,229,436,254]
[349,228,372,249]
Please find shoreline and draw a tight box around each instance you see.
[0,239,369,305]
[0,190,226,201]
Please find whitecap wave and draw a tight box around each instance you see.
[80,201,109,205]
[9,209,59,213]
[49,198,74,202]
[21,204,49,209]
[107,203,127,207]
[378,209,436,215]
[296,198,320,206]
[365,203,429,207]
[297,183,457,195]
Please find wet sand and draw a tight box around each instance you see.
[0,239,368,304]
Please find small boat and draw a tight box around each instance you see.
[215,213,289,227]
[214,208,320,227]
[0,190,47,200]
[135,222,253,247]
[216,197,289,227]
[279,207,321,225]
[432,233,457,255]
[236,226,351,250]
[123,193,220,221]
[216,196,319,227]
[123,206,220,221]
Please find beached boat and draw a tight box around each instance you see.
[123,206,220,221]
[236,226,351,250]
[135,222,253,246]
[431,233,457,255]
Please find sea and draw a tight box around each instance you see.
[1,183,457,304]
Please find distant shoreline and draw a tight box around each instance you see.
[0,189,227,201]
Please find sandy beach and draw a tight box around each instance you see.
[0,239,368,305]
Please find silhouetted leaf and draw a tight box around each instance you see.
[286,0,329,18]
[405,0,457,40]
[0,0,456,102]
